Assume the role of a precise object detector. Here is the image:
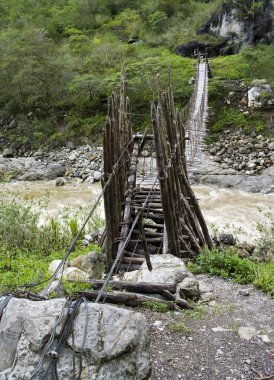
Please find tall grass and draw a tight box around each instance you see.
[0,193,104,292]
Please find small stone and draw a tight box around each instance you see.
[212,327,230,332]
[63,267,90,282]
[198,280,213,294]
[34,150,43,157]
[48,260,69,279]
[244,359,251,365]
[238,289,250,296]
[70,251,105,278]
[55,177,65,187]
[84,234,94,242]
[259,334,271,343]
[247,162,256,169]
[239,147,249,154]
[2,148,13,158]
[7,119,16,129]
[200,292,214,302]
[82,239,90,247]
[67,141,76,150]
[68,153,77,161]
[90,162,99,171]
[218,233,236,246]
[93,171,102,181]
[237,248,250,258]
[210,147,218,155]
[238,326,257,340]
[177,277,200,299]
[268,142,274,151]
[85,176,94,183]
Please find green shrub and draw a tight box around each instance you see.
[210,54,250,80]
[168,321,192,335]
[142,300,169,312]
[192,249,256,284]
[0,192,103,292]
[191,248,274,296]
[210,108,248,134]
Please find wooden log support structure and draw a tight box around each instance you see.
[103,66,133,269]
[151,67,212,259]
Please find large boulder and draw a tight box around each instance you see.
[0,157,66,180]
[70,251,105,279]
[123,254,190,284]
[248,79,274,108]
[0,297,150,380]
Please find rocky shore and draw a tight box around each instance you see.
[0,144,103,183]
[207,130,274,175]
[0,137,273,193]
[189,130,274,194]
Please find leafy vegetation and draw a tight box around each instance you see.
[0,192,102,293]
[0,1,273,146]
[190,249,274,297]
[0,0,232,148]
[208,45,274,141]
[183,304,206,319]
[168,321,192,335]
[142,300,170,312]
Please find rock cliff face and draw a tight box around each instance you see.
[201,0,274,50]
[175,0,274,57]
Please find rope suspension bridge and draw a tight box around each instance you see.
[37,55,213,302]
[102,57,212,278]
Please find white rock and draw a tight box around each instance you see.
[48,260,69,279]
[258,334,271,343]
[0,297,150,379]
[123,254,190,284]
[200,292,215,302]
[63,267,90,282]
[68,153,77,161]
[238,326,257,340]
[85,175,94,183]
[93,171,102,181]
[212,327,231,332]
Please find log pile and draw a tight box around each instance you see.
[75,280,192,310]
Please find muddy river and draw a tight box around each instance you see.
[1,180,273,242]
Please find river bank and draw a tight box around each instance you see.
[0,180,273,244]
[0,143,273,193]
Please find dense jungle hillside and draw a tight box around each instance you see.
[0,0,274,149]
